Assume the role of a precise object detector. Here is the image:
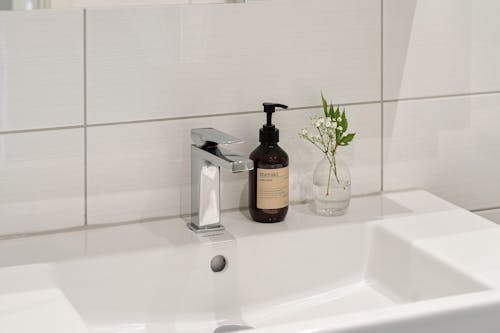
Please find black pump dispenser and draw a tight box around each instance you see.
[260,103,288,143]
[249,102,290,223]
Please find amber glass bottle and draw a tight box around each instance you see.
[249,103,289,223]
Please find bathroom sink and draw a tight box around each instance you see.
[0,287,90,333]
[1,191,500,333]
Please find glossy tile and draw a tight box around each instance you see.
[87,103,381,225]
[0,10,84,131]
[384,94,500,210]
[384,0,500,100]
[0,130,84,234]
[86,0,380,123]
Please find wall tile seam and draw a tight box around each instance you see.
[471,206,500,213]
[0,125,84,135]
[380,0,384,192]
[84,101,382,127]
[6,85,500,137]
[0,100,381,135]
[83,8,88,226]
[4,88,500,136]
[3,89,500,136]
[382,90,500,104]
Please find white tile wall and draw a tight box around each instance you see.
[86,0,380,123]
[384,94,500,210]
[2,0,500,234]
[0,10,83,132]
[87,104,380,225]
[384,0,500,100]
[0,130,84,234]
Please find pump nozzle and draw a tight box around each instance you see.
[260,102,288,143]
[263,103,288,127]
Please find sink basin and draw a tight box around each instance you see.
[0,288,89,333]
[1,191,500,333]
[229,223,487,328]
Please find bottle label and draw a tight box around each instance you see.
[256,166,289,209]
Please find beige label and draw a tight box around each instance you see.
[257,166,289,209]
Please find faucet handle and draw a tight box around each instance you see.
[191,128,243,147]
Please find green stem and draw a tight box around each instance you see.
[325,148,340,184]
[325,153,341,197]
[332,155,340,183]
[326,163,333,196]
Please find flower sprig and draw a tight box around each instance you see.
[298,93,356,196]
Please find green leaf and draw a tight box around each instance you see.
[335,128,342,143]
[321,92,328,117]
[339,133,356,146]
[328,104,334,118]
[334,106,341,119]
[341,109,348,132]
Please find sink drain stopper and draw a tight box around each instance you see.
[214,324,253,333]
[210,255,227,273]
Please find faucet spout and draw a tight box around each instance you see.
[196,144,254,173]
[189,129,253,233]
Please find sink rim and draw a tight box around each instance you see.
[248,288,500,333]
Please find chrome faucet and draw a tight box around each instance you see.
[189,128,254,233]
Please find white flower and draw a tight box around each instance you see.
[343,133,348,137]
[300,128,308,136]
[332,122,337,128]
[314,118,324,128]
[337,117,341,122]
[325,119,332,128]
[338,126,343,131]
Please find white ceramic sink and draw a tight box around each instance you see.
[2,191,500,333]
[0,287,89,333]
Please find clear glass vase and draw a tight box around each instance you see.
[312,155,351,216]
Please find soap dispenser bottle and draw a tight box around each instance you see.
[249,103,289,223]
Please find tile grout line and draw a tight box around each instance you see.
[84,101,382,128]
[0,101,379,134]
[0,125,84,135]
[383,90,500,103]
[3,89,500,136]
[380,0,384,193]
[83,9,88,226]
[471,206,500,213]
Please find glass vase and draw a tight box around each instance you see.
[312,155,351,216]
